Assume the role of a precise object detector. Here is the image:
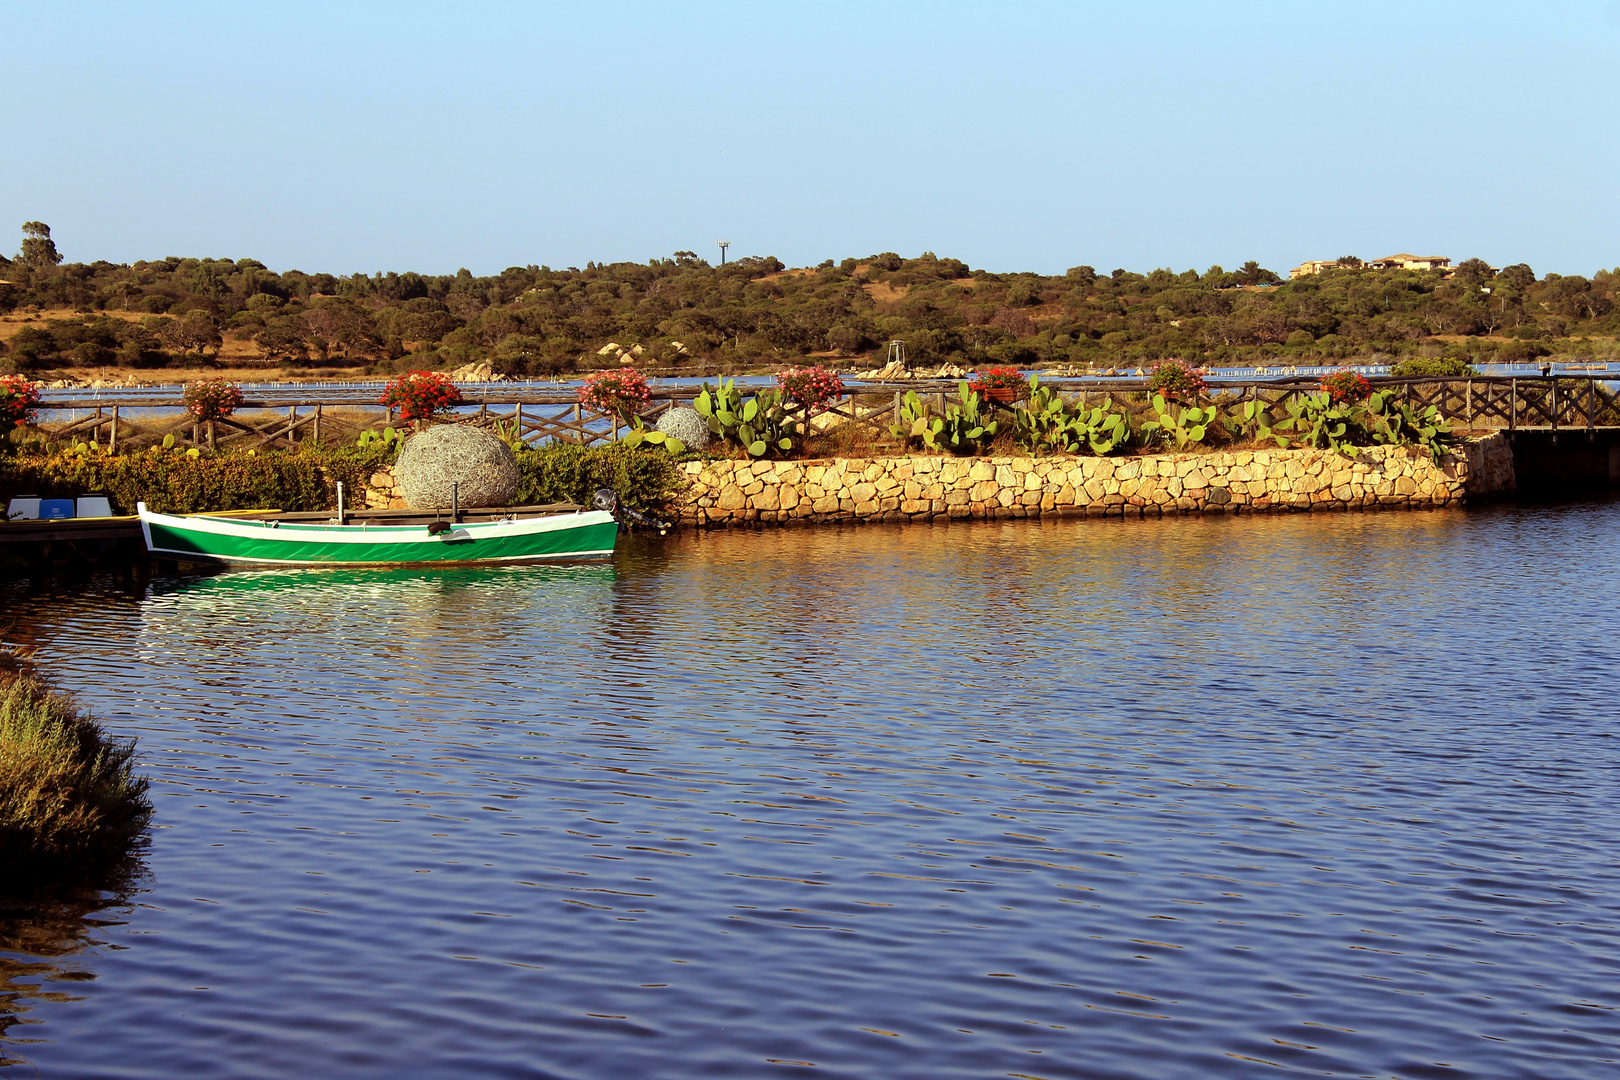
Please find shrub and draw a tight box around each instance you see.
[381,370,464,421]
[0,444,394,514]
[1390,356,1478,378]
[181,378,245,422]
[579,367,650,420]
[775,365,844,409]
[1146,358,1206,402]
[514,442,684,516]
[0,374,41,430]
[1319,369,1372,404]
[0,675,151,875]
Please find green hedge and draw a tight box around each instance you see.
[0,442,686,516]
[514,443,685,515]
[0,445,392,515]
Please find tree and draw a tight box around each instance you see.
[19,221,63,268]
[168,312,224,355]
[1499,263,1536,290]
[1453,257,1495,285]
[1234,260,1280,286]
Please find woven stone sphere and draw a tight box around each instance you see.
[655,406,710,451]
[395,424,520,510]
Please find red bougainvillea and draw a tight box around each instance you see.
[580,366,650,419]
[775,366,844,409]
[381,370,465,422]
[967,367,1026,394]
[181,379,245,422]
[1320,368,1372,404]
[1146,358,1206,403]
[0,375,42,429]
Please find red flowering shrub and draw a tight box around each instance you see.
[380,370,464,422]
[1146,358,1206,403]
[580,367,650,419]
[181,379,245,422]
[0,375,42,429]
[775,365,844,409]
[1320,369,1372,404]
[967,366,1027,394]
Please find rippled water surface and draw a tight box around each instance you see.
[5,505,1620,1079]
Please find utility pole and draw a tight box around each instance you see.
[716,240,730,265]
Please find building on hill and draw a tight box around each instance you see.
[1290,253,1452,278]
[1368,253,1451,272]
[1290,260,1342,277]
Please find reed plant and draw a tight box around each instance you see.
[0,674,151,876]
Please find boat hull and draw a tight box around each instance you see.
[138,505,619,567]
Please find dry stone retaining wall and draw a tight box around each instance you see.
[676,434,1514,527]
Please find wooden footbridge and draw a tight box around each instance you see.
[26,374,1620,453]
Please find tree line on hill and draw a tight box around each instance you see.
[1,222,1616,378]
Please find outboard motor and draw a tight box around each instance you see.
[592,488,671,535]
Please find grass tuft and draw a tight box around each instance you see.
[0,675,152,875]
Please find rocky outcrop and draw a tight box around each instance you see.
[676,434,1514,527]
[393,424,520,509]
[446,362,502,382]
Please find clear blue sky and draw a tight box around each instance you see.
[3,1,1618,278]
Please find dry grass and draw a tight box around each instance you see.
[0,309,152,343]
[861,282,910,306]
[0,675,151,875]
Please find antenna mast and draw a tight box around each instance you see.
[716,240,731,265]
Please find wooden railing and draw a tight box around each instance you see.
[28,375,1620,452]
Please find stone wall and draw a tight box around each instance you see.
[361,465,409,510]
[675,434,1515,527]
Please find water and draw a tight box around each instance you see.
[4,506,1620,1079]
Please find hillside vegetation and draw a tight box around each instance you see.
[2,223,1616,378]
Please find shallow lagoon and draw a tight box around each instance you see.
[5,504,1620,1078]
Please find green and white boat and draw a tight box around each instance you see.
[138,503,620,567]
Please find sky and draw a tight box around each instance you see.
[2,1,1619,278]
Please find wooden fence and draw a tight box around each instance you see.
[29,375,1620,452]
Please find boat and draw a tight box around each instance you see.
[138,502,621,567]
